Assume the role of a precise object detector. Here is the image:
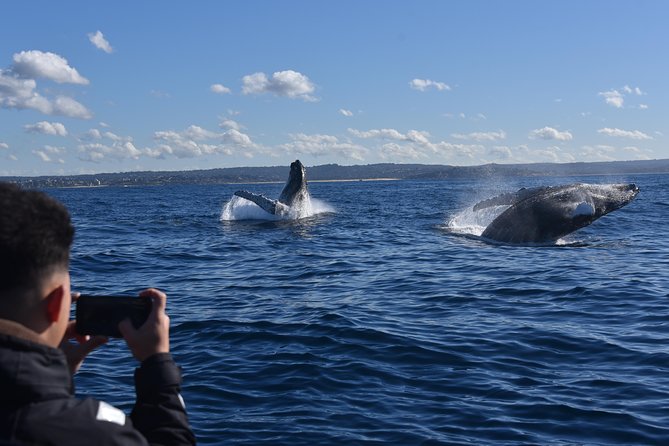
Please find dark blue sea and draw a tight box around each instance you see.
[48,173,669,445]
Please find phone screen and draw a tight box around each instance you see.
[76,295,152,337]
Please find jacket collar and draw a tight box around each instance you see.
[0,318,44,344]
[0,319,73,407]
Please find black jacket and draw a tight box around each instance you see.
[0,320,195,445]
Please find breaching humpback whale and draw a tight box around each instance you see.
[234,160,311,217]
[474,183,639,244]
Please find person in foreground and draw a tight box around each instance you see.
[0,182,195,445]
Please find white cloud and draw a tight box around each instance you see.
[53,96,92,119]
[621,146,652,160]
[378,142,424,160]
[429,141,485,160]
[339,109,353,117]
[639,104,649,110]
[242,70,317,101]
[223,129,253,146]
[33,145,66,163]
[147,125,255,159]
[529,126,573,141]
[490,145,513,160]
[77,131,140,162]
[44,145,66,154]
[0,142,9,149]
[533,147,575,163]
[597,127,652,140]
[349,128,404,140]
[33,150,51,162]
[88,30,113,53]
[0,68,92,118]
[83,129,102,139]
[579,145,617,161]
[598,90,624,108]
[409,78,451,92]
[241,73,267,95]
[211,83,231,94]
[348,128,431,144]
[219,119,241,131]
[533,148,562,163]
[12,50,89,85]
[599,85,644,108]
[78,142,141,162]
[24,121,68,136]
[279,133,368,161]
[486,144,580,164]
[405,130,431,145]
[452,130,506,142]
[103,131,128,142]
[622,85,644,95]
[185,125,221,140]
[348,127,485,163]
[0,71,48,112]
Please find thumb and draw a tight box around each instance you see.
[118,318,135,339]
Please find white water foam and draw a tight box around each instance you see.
[447,204,509,237]
[220,195,334,221]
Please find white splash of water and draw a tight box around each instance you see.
[309,198,336,215]
[447,204,509,237]
[219,195,334,221]
[220,196,277,221]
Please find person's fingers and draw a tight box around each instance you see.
[63,319,90,343]
[118,317,135,339]
[140,288,167,315]
[64,320,77,336]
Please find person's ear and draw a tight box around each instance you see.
[45,286,65,323]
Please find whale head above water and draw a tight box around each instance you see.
[278,160,309,207]
[234,160,311,218]
[475,183,639,244]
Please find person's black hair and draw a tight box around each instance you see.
[0,182,74,294]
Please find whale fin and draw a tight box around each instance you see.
[473,191,521,211]
[473,186,551,211]
[234,190,278,215]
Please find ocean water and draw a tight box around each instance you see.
[49,173,669,445]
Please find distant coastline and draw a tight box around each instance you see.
[2,159,668,189]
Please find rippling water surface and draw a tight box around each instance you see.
[50,173,669,445]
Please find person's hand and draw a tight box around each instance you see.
[118,288,170,362]
[60,320,108,375]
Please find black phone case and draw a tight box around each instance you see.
[76,295,152,337]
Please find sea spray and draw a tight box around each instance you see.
[220,195,334,221]
[447,204,509,237]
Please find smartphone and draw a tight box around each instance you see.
[76,295,152,338]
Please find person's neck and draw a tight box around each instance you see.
[0,318,49,346]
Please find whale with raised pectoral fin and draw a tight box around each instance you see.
[234,160,311,218]
[475,183,639,244]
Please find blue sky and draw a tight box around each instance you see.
[1,1,667,176]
